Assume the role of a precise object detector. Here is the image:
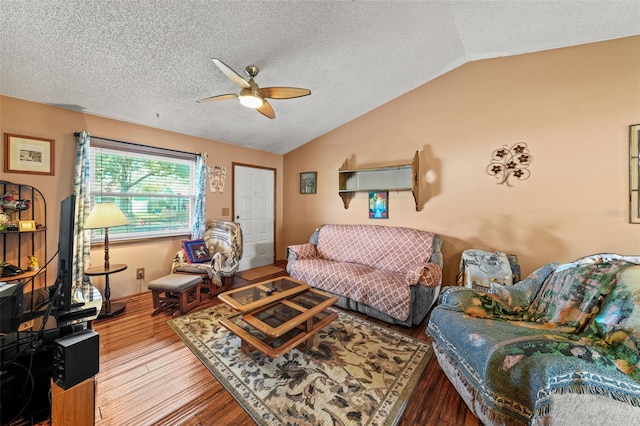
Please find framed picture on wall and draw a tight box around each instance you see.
[300,171,317,194]
[369,191,388,219]
[4,133,55,175]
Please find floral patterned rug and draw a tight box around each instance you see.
[168,303,432,426]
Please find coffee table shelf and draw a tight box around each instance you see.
[217,276,338,358]
[218,277,309,311]
[242,289,337,337]
[220,309,337,358]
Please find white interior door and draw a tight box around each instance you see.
[233,165,275,271]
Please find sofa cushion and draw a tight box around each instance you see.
[524,260,627,332]
[428,307,560,423]
[314,224,435,273]
[429,306,640,424]
[288,258,412,321]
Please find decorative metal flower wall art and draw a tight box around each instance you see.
[486,142,533,186]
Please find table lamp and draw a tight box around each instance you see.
[84,202,129,269]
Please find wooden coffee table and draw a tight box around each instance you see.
[218,277,338,358]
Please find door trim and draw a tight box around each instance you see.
[232,162,277,265]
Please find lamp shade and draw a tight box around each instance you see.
[84,202,129,229]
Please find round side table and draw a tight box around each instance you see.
[85,263,127,319]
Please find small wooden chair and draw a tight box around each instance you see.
[149,274,203,317]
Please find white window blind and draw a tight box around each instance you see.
[89,137,197,242]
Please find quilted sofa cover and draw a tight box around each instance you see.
[428,253,640,425]
[287,224,443,326]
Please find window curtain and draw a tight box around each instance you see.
[192,152,207,239]
[73,131,92,303]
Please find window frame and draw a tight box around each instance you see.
[88,137,197,243]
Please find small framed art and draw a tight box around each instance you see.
[369,191,388,219]
[19,220,36,232]
[300,171,317,194]
[4,133,55,176]
[181,239,211,263]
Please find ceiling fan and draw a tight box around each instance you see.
[197,58,311,119]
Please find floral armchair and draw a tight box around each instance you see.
[171,220,242,289]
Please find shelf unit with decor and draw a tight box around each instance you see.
[338,151,420,211]
[0,180,47,292]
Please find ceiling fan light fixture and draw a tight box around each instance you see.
[238,89,264,108]
[200,59,310,118]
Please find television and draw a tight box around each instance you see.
[50,194,78,313]
[1,195,96,424]
[49,194,100,325]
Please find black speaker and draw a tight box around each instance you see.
[53,329,99,390]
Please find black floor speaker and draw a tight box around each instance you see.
[53,329,99,390]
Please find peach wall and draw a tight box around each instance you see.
[3,36,639,299]
[283,36,640,286]
[0,96,284,299]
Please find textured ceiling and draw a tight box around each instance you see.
[1,1,639,154]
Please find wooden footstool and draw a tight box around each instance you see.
[149,274,203,317]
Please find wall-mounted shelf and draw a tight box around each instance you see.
[338,151,420,211]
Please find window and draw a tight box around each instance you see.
[89,137,196,242]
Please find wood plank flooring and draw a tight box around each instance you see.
[91,264,481,426]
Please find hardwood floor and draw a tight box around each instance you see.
[91,265,481,426]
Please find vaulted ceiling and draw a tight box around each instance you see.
[1,1,638,154]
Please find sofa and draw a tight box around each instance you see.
[287,224,442,326]
[427,253,640,425]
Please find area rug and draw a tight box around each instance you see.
[237,264,285,281]
[168,303,432,425]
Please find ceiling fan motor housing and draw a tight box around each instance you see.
[245,65,259,78]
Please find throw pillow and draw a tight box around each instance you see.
[488,262,558,308]
[405,263,442,287]
[490,280,539,309]
[524,260,628,332]
[576,265,640,377]
[593,265,640,340]
[289,243,317,260]
[181,239,211,264]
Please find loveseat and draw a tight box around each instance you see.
[427,254,640,425]
[287,224,442,326]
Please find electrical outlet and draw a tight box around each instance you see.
[136,268,145,280]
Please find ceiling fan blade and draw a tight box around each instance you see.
[258,87,311,99]
[212,58,250,89]
[256,100,275,119]
[196,93,237,103]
